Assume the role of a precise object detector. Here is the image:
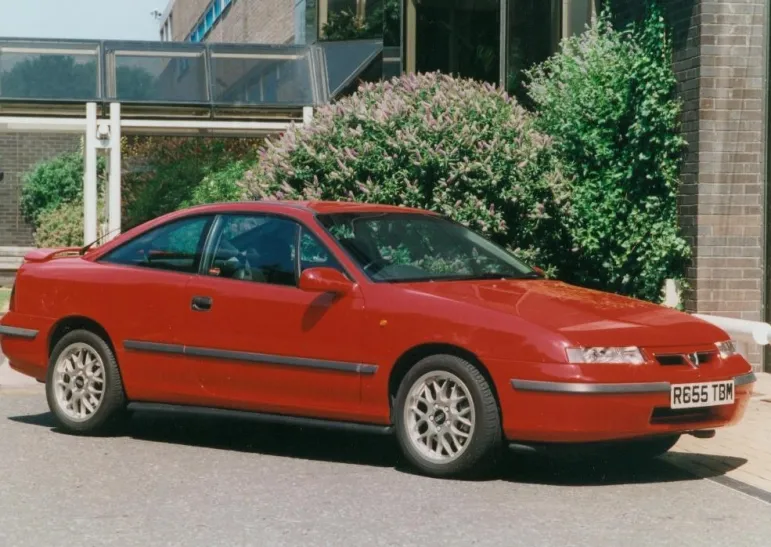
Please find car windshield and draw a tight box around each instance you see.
[317,212,537,283]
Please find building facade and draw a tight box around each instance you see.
[160,0,601,90]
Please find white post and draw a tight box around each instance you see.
[108,103,122,240]
[84,102,98,245]
[303,106,313,126]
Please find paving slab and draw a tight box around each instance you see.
[664,372,771,496]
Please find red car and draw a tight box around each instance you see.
[0,201,755,477]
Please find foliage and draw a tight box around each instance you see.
[243,72,571,272]
[321,0,400,44]
[526,4,690,301]
[182,160,251,207]
[122,137,261,228]
[20,148,106,225]
[33,200,105,248]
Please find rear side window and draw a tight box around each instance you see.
[100,216,212,274]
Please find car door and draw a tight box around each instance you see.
[95,214,214,404]
[181,213,368,422]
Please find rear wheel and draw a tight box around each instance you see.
[46,329,126,435]
[394,355,502,478]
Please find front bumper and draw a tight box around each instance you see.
[510,372,756,394]
[492,357,756,443]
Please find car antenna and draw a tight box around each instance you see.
[79,227,122,255]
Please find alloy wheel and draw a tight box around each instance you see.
[403,371,476,463]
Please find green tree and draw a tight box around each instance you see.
[526,4,690,301]
[20,149,106,225]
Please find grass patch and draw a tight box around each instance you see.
[0,288,10,312]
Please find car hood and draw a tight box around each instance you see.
[400,279,727,348]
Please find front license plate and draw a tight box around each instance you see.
[670,380,734,409]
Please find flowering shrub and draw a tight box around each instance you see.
[526,5,690,301]
[244,72,570,271]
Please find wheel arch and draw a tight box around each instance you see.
[48,316,116,360]
[388,343,501,416]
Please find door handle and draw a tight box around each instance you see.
[191,296,212,312]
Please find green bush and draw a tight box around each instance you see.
[182,160,250,207]
[20,149,106,225]
[526,4,690,301]
[122,137,261,228]
[244,72,571,272]
[33,200,105,248]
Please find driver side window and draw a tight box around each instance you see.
[207,214,298,287]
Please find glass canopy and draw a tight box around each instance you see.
[0,38,383,115]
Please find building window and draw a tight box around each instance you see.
[188,0,233,43]
[405,0,500,85]
[506,0,561,96]
[320,0,388,42]
[160,14,173,42]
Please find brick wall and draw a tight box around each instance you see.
[695,0,766,368]
[612,0,767,370]
[169,0,295,44]
[0,133,81,247]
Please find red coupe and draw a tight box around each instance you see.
[0,201,755,477]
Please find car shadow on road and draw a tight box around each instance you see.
[9,409,747,487]
[499,451,748,487]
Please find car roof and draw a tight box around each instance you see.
[180,200,437,216]
[85,200,438,260]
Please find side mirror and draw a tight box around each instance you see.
[299,267,354,295]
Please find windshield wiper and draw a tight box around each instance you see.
[444,272,539,281]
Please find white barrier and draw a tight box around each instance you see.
[693,314,771,346]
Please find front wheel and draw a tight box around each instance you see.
[46,329,126,435]
[394,355,502,478]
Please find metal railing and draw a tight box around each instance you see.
[0,38,383,117]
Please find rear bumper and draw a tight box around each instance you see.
[0,312,53,382]
[493,359,756,443]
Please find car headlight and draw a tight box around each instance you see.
[566,346,645,365]
[716,340,738,359]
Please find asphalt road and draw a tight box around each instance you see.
[1,392,770,547]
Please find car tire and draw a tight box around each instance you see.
[394,354,502,478]
[604,434,681,462]
[46,329,127,435]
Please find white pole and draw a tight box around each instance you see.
[108,103,122,240]
[303,106,313,126]
[84,102,98,245]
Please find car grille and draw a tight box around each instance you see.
[650,406,716,425]
[653,351,717,367]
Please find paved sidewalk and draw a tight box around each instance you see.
[0,359,39,391]
[664,372,771,496]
